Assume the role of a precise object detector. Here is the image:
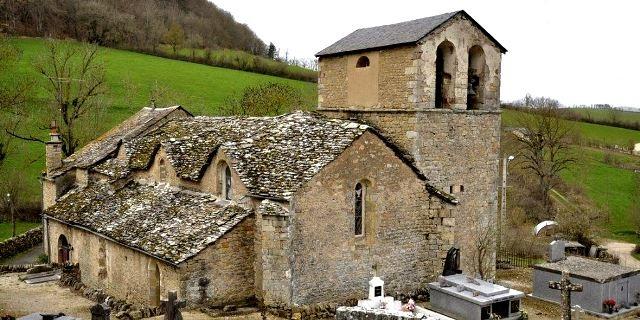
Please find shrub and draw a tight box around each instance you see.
[36,253,49,264]
[220,82,304,116]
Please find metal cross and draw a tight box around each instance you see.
[549,271,583,320]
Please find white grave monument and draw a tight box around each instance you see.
[338,277,452,320]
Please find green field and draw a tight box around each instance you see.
[570,107,640,125]
[0,222,41,241]
[158,45,317,81]
[502,108,640,148]
[562,148,639,243]
[2,38,317,201]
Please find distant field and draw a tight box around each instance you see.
[2,38,317,201]
[561,147,639,244]
[502,108,640,148]
[570,108,640,125]
[0,222,41,242]
[158,45,317,82]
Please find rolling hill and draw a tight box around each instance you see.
[1,38,317,204]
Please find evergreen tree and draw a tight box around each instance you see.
[267,42,276,59]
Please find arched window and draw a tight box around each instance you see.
[356,56,370,68]
[159,158,167,182]
[220,162,232,200]
[435,40,456,108]
[467,45,486,110]
[354,183,364,235]
[58,234,70,264]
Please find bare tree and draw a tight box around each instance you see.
[516,104,575,215]
[8,40,106,156]
[469,215,497,280]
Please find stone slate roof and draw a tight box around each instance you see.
[44,181,251,265]
[534,256,640,283]
[55,106,189,176]
[99,112,370,199]
[316,10,506,57]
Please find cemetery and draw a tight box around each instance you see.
[428,274,524,320]
[532,240,640,317]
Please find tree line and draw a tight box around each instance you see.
[0,0,265,57]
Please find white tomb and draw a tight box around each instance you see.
[349,277,452,319]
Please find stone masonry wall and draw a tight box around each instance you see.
[0,227,43,260]
[256,212,292,307]
[321,110,500,275]
[179,216,256,307]
[317,15,503,275]
[289,131,454,306]
[47,219,181,306]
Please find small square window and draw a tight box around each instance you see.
[374,286,382,297]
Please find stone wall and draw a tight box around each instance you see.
[47,217,257,308]
[317,14,503,275]
[256,210,291,307]
[46,220,181,306]
[289,131,454,306]
[321,109,500,274]
[0,227,43,259]
[179,216,256,307]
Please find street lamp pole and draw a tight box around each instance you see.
[498,155,514,251]
[6,193,15,238]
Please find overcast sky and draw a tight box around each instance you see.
[214,0,640,108]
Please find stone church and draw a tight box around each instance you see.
[41,10,505,309]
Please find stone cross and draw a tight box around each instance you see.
[549,271,583,320]
[162,291,186,320]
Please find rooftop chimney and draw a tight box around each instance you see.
[45,120,63,175]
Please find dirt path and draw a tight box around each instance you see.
[0,244,43,265]
[0,272,93,319]
[603,240,640,269]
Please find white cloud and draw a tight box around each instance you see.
[213,0,640,108]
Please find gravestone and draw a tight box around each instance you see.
[442,247,462,276]
[162,291,185,320]
[548,240,565,262]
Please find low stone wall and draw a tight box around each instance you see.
[0,226,43,260]
[59,265,162,320]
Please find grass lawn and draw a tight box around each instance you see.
[561,147,639,244]
[502,108,640,148]
[0,222,41,242]
[2,38,317,201]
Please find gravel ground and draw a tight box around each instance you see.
[603,240,640,269]
[0,272,93,319]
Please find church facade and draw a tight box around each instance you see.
[41,10,504,310]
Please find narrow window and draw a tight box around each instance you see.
[221,163,232,200]
[460,185,465,193]
[356,56,370,68]
[354,183,364,235]
[159,159,167,182]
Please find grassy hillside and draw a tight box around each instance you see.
[502,108,640,148]
[503,107,640,244]
[157,45,317,82]
[571,107,640,125]
[562,148,639,243]
[1,38,317,205]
